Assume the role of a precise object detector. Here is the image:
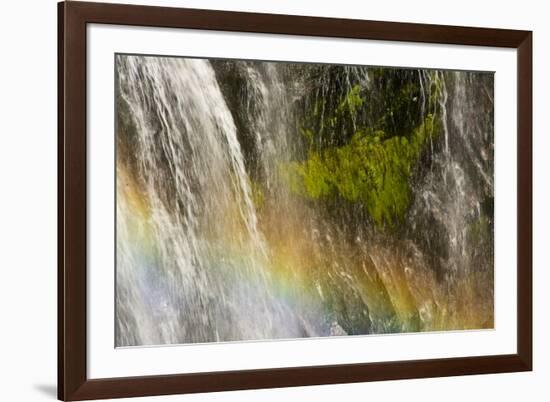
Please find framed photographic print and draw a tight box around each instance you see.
[58,1,532,400]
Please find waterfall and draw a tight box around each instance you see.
[410,71,494,282]
[116,56,494,346]
[116,56,327,346]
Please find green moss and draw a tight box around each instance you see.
[248,179,266,210]
[428,74,443,111]
[283,114,440,227]
[286,69,444,228]
[300,127,315,147]
[303,84,367,150]
[337,84,364,116]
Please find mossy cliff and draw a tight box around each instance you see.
[284,114,440,227]
[282,71,443,228]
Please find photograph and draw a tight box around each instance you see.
[115,54,495,347]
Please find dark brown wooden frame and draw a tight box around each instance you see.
[58,1,532,400]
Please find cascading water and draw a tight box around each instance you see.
[116,55,494,347]
[116,56,327,346]
[407,70,494,327]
